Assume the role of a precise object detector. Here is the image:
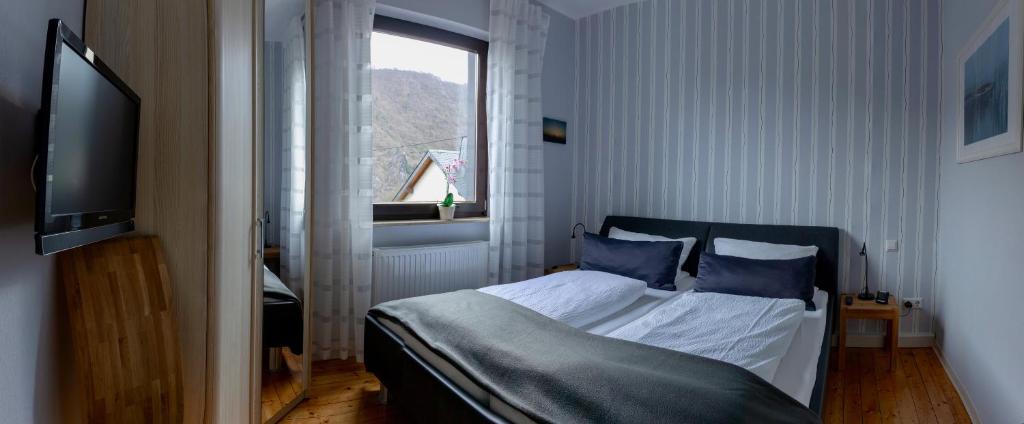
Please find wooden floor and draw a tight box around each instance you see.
[280,359,407,423]
[824,348,971,424]
[283,348,969,424]
[262,349,305,423]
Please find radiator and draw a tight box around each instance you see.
[371,241,489,305]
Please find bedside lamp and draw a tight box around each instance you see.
[857,242,875,301]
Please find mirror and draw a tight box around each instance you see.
[259,0,311,421]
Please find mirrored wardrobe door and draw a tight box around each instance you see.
[259,0,312,421]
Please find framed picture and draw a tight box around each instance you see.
[957,0,1024,163]
[543,118,567,144]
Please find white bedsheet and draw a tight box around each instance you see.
[478,270,647,327]
[585,286,828,405]
[606,291,806,382]
[771,289,829,405]
[581,285,685,335]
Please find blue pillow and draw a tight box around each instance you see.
[580,232,683,291]
[694,252,817,310]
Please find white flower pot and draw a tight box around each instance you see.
[438,204,456,221]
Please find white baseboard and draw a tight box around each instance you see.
[932,346,981,424]
[830,332,934,348]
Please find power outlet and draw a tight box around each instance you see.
[903,297,922,310]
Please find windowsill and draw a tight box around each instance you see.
[373,217,489,227]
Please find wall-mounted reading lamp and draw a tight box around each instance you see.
[570,223,586,266]
[570,223,586,239]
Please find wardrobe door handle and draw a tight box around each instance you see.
[255,218,265,260]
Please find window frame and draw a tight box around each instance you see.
[371,15,489,221]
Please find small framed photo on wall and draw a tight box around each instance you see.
[543,118,567,144]
[957,0,1024,163]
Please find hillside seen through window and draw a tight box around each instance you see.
[371,31,479,205]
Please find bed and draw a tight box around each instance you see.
[263,266,303,356]
[365,216,838,423]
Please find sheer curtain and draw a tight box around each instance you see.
[280,17,307,297]
[311,0,375,361]
[487,0,549,284]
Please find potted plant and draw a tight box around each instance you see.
[438,159,466,221]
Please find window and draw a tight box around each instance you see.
[371,16,488,221]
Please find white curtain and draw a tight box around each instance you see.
[280,17,307,298]
[312,0,375,361]
[487,0,549,284]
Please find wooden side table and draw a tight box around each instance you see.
[264,245,281,275]
[264,245,281,259]
[838,294,899,370]
[544,263,578,275]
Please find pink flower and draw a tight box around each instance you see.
[443,159,467,191]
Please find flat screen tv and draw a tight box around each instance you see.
[34,19,140,255]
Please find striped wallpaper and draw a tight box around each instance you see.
[569,0,942,335]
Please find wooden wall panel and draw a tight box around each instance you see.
[83,1,209,422]
[60,236,183,423]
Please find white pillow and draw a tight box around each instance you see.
[675,274,698,292]
[608,227,698,287]
[713,237,818,260]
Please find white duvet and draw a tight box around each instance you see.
[478,270,647,328]
[606,291,805,382]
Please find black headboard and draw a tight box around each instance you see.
[599,216,840,329]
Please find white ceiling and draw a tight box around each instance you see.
[537,0,643,19]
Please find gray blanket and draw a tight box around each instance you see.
[369,290,820,424]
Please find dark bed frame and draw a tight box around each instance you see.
[365,216,839,423]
